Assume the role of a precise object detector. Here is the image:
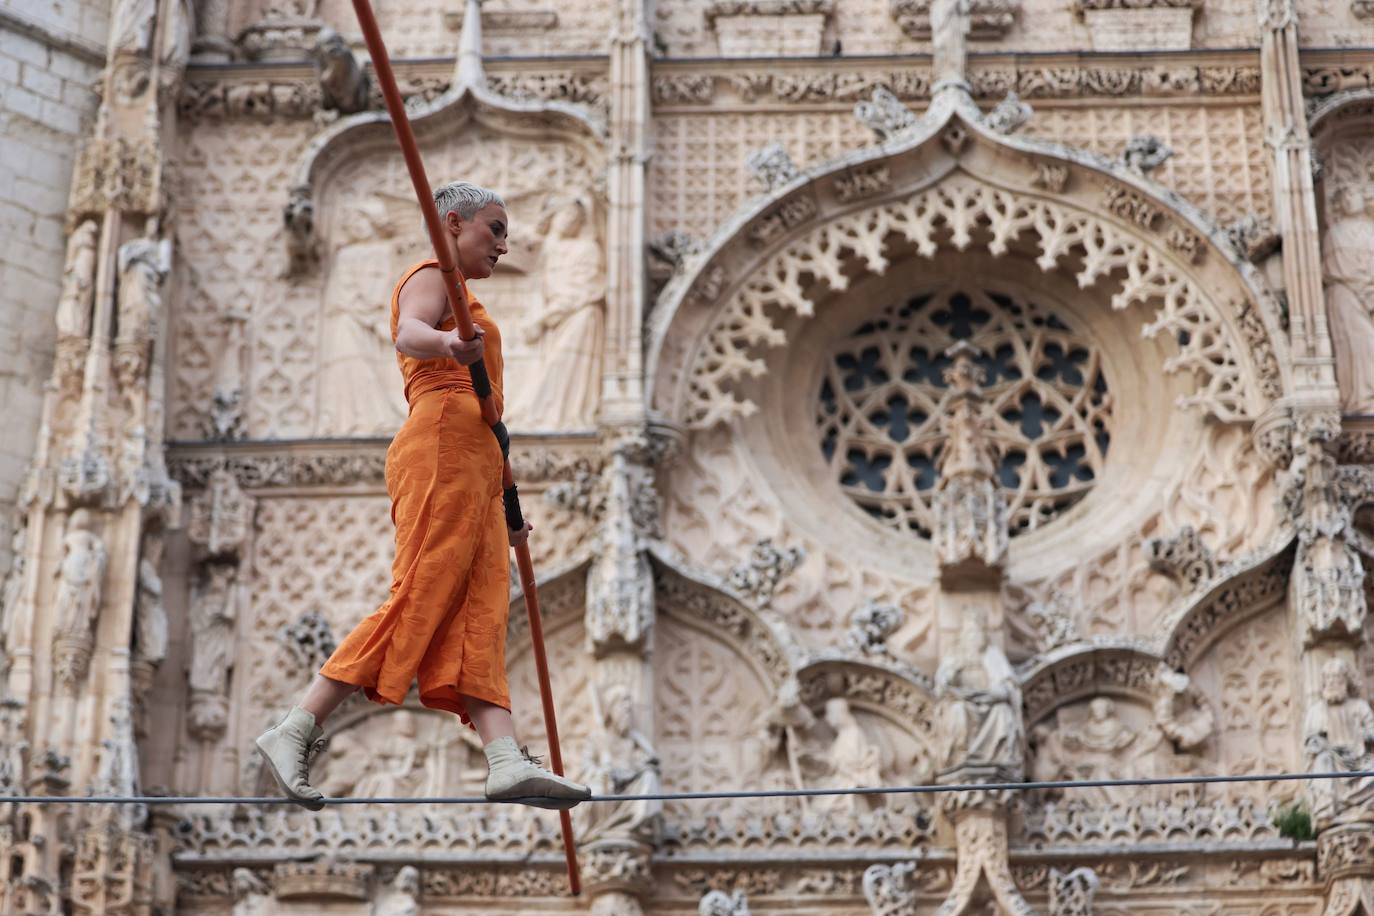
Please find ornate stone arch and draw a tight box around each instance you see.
[647,94,1290,431]
[650,556,802,689]
[290,37,605,220]
[797,657,939,749]
[282,26,610,437]
[1020,642,1165,728]
[1160,543,1293,672]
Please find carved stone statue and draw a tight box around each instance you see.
[935,617,1023,776]
[1324,182,1374,414]
[207,308,248,441]
[0,697,29,813]
[132,541,168,668]
[582,684,662,842]
[187,561,243,739]
[374,864,420,916]
[315,197,408,437]
[232,868,272,916]
[115,231,172,351]
[930,0,971,85]
[1304,657,1374,829]
[311,28,370,114]
[52,510,107,682]
[814,697,883,814]
[1062,697,1137,757]
[55,221,99,340]
[508,196,605,430]
[1287,434,1368,642]
[89,698,143,829]
[0,523,26,673]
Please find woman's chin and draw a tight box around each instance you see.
[462,263,494,281]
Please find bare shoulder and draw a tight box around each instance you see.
[396,265,448,328]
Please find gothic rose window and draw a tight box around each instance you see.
[816,287,1111,537]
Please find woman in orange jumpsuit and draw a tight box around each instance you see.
[256,181,589,811]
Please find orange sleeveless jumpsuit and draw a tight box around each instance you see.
[320,260,511,725]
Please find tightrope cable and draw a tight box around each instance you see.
[7,769,1371,806]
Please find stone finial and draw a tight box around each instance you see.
[1122,134,1173,174]
[1146,525,1217,591]
[854,87,918,142]
[933,342,1008,581]
[746,142,800,192]
[984,92,1032,134]
[846,600,905,657]
[727,539,804,609]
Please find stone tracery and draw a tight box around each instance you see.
[817,284,1111,537]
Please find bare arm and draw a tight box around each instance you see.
[394,267,484,364]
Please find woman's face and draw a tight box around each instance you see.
[453,202,509,280]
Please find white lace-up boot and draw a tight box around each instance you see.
[483,736,591,810]
[255,706,327,811]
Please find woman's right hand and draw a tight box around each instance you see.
[447,326,485,365]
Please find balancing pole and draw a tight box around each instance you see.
[349,0,581,895]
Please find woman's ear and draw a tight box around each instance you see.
[446,210,463,235]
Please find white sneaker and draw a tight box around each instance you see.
[484,736,591,810]
[255,706,327,811]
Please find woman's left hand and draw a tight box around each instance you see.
[508,520,533,547]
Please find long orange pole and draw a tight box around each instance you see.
[348,0,580,895]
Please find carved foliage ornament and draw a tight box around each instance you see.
[652,63,1259,108]
[69,136,160,219]
[673,177,1274,429]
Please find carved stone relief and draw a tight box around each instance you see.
[170,119,318,440]
[1321,138,1374,415]
[1190,605,1300,802]
[315,706,486,799]
[317,130,604,436]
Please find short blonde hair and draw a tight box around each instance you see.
[432,180,505,221]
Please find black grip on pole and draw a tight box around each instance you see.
[503,485,525,532]
[468,358,493,400]
[490,421,511,459]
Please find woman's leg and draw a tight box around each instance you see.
[463,694,516,744]
[300,674,359,725]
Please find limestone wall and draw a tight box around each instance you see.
[0,3,106,573]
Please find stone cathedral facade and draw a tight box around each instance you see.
[5,0,1374,912]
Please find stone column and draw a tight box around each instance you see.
[580,420,676,915]
[598,0,652,424]
[1258,0,1338,401]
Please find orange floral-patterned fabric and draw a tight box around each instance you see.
[320,260,510,724]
